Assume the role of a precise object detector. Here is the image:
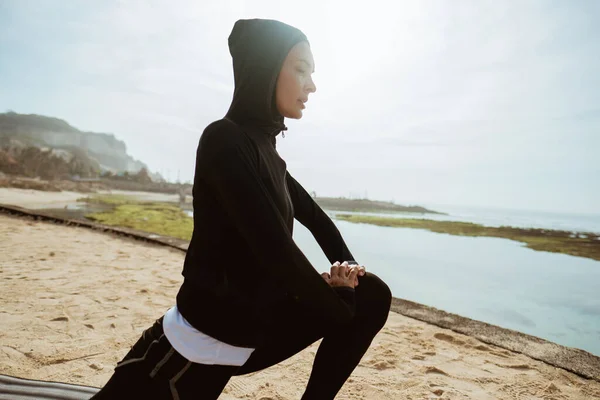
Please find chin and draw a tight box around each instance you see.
[286,109,303,120]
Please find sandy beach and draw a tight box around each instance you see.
[0,187,181,209]
[2,211,599,399]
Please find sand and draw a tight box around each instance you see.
[0,188,87,209]
[0,188,181,209]
[1,213,599,399]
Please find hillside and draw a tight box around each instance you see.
[314,197,444,214]
[0,111,149,177]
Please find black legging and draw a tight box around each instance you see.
[90,272,392,399]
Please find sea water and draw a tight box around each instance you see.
[293,219,600,356]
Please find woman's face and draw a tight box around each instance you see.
[275,41,317,119]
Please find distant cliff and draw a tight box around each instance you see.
[314,197,445,215]
[0,112,149,176]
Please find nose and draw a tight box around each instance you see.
[306,76,317,94]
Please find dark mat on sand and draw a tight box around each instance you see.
[0,374,100,400]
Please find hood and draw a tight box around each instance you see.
[225,19,308,138]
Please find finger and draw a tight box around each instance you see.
[350,267,362,286]
[341,261,349,275]
[330,265,339,275]
[344,265,353,277]
[342,264,351,276]
[332,264,348,276]
[330,264,340,275]
[349,267,360,282]
[346,265,359,277]
[359,266,366,276]
[321,272,331,280]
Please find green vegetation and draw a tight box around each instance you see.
[77,194,137,206]
[335,214,600,262]
[79,195,193,240]
[76,195,600,262]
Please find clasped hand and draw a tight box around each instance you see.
[321,261,366,289]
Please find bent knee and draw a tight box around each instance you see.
[358,272,392,304]
[356,272,392,327]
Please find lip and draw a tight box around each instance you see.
[298,99,307,109]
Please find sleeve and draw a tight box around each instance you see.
[286,173,357,265]
[200,133,355,326]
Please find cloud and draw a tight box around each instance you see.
[0,0,598,212]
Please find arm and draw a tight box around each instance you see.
[199,128,354,325]
[286,173,357,266]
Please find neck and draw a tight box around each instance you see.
[225,111,287,138]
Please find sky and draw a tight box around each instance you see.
[0,0,598,214]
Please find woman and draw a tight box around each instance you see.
[91,18,392,400]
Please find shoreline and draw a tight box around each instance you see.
[336,213,600,262]
[1,202,599,383]
[74,194,600,262]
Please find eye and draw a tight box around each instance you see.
[296,67,306,75]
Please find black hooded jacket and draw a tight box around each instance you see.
[176,19,357,348]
